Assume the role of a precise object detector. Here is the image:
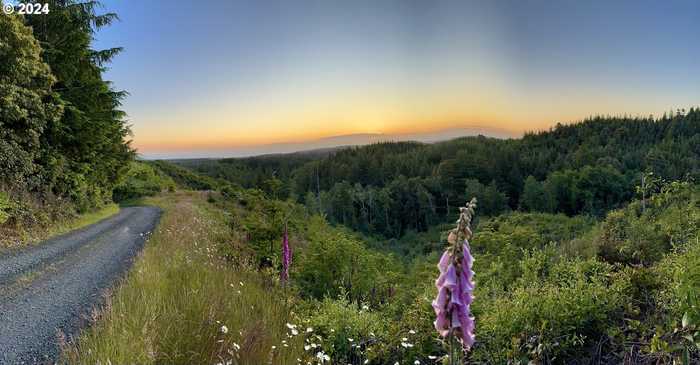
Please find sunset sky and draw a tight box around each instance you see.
[95,0,700,158]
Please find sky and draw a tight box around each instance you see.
[93,0,700,158]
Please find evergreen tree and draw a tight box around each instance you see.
[0,11,63,188]
[24,0,133,210]
[520,176,552,212]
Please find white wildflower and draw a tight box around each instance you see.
[316,351,330,363]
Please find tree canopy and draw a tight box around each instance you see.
[179,110,700,238]
[0,0,133,212]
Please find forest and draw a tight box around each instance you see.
[177,110,700,238]
[0,0,132,244]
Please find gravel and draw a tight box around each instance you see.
[0,206,161,364]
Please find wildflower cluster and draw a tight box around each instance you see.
[433,198,477,351]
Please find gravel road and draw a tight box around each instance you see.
[0,206,161,364]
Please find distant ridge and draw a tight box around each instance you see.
[141,126,517,160]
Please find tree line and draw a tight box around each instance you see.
[179,110,700,238]
[0,0,131,213]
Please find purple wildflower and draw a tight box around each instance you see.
[281,223,291,283]
[433,198,477,350]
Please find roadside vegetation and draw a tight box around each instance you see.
[1,0,132,247]
[61,192,305,365]
[0,201,118,248]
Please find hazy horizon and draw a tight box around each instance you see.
[93,0,700,158]
[138,125,518,159]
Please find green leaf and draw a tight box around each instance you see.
[682,312,690,328]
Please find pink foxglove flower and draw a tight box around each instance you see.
[433,198,477,350]
[281,223,291,283]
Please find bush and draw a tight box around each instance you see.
[112,162,176,202]
[148,160,219,190]
[597,182,699,266]
[301,298,388,363]
[657,241,700,328]
[295,217,401,305]
[471,258,630,363]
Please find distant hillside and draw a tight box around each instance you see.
[176,110,700,238]
[169,147,341,193]
[140,126,516,159]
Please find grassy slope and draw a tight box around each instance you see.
[49,204,120,239]
[61,192,303,365]
[0,203,119,250]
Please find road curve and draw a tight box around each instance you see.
[0,206,161,364]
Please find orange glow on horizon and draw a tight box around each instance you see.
[129,70,681,155]
[133,116,525,152]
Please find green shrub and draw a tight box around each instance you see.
[471,258,630,363]
[148,160,219,190]
[302,298,388,363]
[657,241,700,327]
[295,217,401,305]
[374,283,445,364]
[597,183,700,266]
[112,162,176,202]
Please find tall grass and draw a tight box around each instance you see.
[0,199,119,249]
[61,192,303,365]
